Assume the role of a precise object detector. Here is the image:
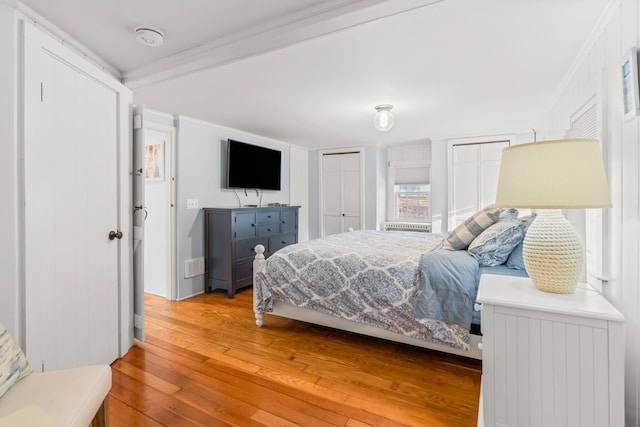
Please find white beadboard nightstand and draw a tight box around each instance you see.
[476,274,624,427]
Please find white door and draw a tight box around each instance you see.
[24,33,121,370]
[449,141,509,229]
[321,152,362,236]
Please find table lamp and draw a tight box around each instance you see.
[495,139,611,293]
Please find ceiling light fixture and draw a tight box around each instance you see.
[373,104,395,132]
[135,27,165,47]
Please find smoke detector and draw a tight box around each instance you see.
[135,27,164,47]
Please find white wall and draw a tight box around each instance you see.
[430,139,448,233]
[290,145,309,242]
[0,4,21,345]
[174,116,292,299]
[143,128,169,297]
[364,145,387,231]
[535,1,640,424]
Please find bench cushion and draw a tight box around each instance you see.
[0,365,111,427]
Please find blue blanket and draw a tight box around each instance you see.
[413,249,480,329]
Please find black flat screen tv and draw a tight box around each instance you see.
[226,139,281,191]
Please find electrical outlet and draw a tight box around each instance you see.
[187,199,199,209]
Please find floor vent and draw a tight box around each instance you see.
[184,257,205,278]
[383,222,431,232]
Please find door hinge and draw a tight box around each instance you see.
[40,82,43,102]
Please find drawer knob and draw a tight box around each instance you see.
[478,342,483,351]
[281,241,286,244]
[268,228,272,232]
[251,223,255,227]
[474,303,482,312]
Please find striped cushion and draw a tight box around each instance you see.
[0,323,33,399]
[443,205,501,250]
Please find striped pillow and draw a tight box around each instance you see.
[0,323,33,399]
[443,205,501,250]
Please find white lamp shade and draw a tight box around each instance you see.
[495,139,611,209]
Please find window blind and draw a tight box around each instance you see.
[394,166,429,184]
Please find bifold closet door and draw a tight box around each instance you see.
[322,152,361,236]
[450,141,507,228]
[24,34,120,371]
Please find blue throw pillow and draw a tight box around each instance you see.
[499,208,519,221]
[505,214,537,270]
[468,219,524,266]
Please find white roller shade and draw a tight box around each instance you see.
[394,165,429,184]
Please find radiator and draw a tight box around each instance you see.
[383,222,431,232]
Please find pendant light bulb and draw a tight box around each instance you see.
[373,104,395,132]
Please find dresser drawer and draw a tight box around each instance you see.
[257,210,279,224]
[257,224,279,237]
[269,232,296,253]
[235,237,268,260]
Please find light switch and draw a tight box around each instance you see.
[187,199,199,209]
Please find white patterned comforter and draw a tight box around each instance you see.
[254,230,471,350]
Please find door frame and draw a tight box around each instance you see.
[145,121,177,300]
[318,147,365,237]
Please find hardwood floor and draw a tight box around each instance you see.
[109,290,482,426]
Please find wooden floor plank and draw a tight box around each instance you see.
[110,290,481,426]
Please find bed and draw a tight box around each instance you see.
[252,209,532,360]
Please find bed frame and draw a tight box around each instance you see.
[252,244,483,360]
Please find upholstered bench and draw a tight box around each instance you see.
[0,365,111,426]
[0,324,111,426]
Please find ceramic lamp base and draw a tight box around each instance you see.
[523,209,583,294]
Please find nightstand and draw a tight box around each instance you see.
[476,274,624,427]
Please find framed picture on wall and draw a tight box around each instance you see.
[144,140,164,181]
[622,48,640,120]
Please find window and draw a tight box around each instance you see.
[394,184,430,221]
[387,161,430,222]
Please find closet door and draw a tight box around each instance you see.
[24,30,121,370]
[321,152,362,236]
[449,141,508,228]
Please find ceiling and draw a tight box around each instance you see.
[20,0,611,149]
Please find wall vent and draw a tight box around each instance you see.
[184,257,205,278]
[383,222,431,232]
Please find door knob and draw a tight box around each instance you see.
[109,230,123,240]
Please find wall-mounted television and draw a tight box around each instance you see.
[226,139,281,191]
